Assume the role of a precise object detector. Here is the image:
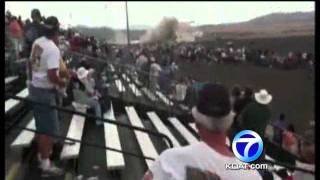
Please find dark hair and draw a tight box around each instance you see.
[287,124,295,132]
[279,113,285,120]
[31,9,41,20]
[43,16,60,38]
[244,86,253,98]
[231,85,241,97]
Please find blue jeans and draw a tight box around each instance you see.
[86,97,102,121]
[29,85,60,136]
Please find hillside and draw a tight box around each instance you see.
[197,11,315,40]
[73,11,315,42]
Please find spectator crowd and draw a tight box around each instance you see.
[5,9,315,180]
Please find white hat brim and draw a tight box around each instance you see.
[77,69,89,80]
[254,93,272,105]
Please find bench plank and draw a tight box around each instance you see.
[104,102,125,169]
[156,91,173,106]
[122,74,130,82]
[5,88,29,114]
[147,112,181,148]
[141,88,157,101]
[125,106,159,168]
[265,155,283,180]
[129,83,142,97]
[115,79,125,93]
[5,76,19,85]
[60,107,87,159]
[168,117,198,144]
[11,118,35,147]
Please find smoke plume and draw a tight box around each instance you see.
[140,17,179,43]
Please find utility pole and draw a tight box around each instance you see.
[125,1,130,46]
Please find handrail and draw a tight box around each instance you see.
[5,122,155,161]
[268,123,313,145]
[68,50,170,78]
[5,94,174,149]
[262,159,315,175]
[5,121,315,174]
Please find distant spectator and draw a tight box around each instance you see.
[282,124,298,155]
[293,129,315,180]
[143,83,262,180]
[23,9,44,58]
[239,89,272,137]
[230,86,254,139]
[175,78,188,103]
[230,85,241,105]
[149,57,162,91]
[272,113,288,145]
[74,67,103,126]
[9,16,23,58]
[233,86,254,115]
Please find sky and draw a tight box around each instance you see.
[5,1,315,29]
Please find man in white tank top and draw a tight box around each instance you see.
[144,83,262,180]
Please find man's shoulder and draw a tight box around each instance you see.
[160,143,202,160]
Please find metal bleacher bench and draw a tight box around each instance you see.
[5,76,19,85]
[122,73,130,83]
[11,118,36,148]
[115,79,125,93]
[5,88,29,114]
[103,102,125,170]
[147,112,181,148]
[155,91,174,106]
[168,117,199,145]
[60,102,87,159]
[141,87,157,102]
[125,106,159,168]
[8,88,34,148]
[129,83,142,97]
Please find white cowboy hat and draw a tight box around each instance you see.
[254,89,272,105]
[76,67,89,80]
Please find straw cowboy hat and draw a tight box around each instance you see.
[76,67,89,80]
[254,89,272,105]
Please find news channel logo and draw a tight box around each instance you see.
[232,130,263,163]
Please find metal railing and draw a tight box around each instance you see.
[5,93,174,150]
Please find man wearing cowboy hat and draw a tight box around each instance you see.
[238,89,272,137]
[73,67,103,126]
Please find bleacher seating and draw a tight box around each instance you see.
[125,106,159,168]
[155,91,174,106]
[103,102,125,170]
[60,103,87,159]
[5,88,29,114]
[115,79,126,93]
[168,117,199,144]
[147,112,181,147]
[128,83,142,97]
[141,88,157,102]
[11,118,36,148]
[5,76,18,85]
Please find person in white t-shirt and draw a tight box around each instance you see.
[143,83,262,180]
[175,78,187,102]
[29,16,65,177]
[149,57,162,91]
